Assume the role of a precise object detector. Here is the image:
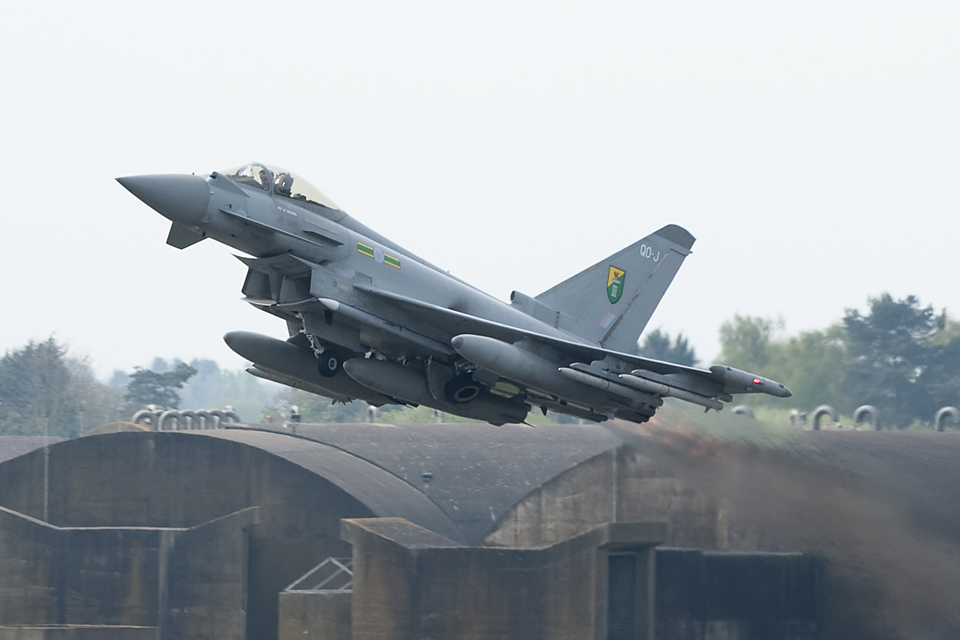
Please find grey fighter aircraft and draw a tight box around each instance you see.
[118,163,790,425]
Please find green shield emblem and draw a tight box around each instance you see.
[607,266,625,304]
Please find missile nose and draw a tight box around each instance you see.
[117,174,210,226]
[223,331,244,350]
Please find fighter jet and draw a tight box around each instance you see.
[118,163,790,425]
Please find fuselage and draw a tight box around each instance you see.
[191,169,578,358]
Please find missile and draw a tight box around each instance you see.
[535,398,609,423]
[709,365,792,398]
[562,362,723,411]
[617,373,724,411]
[223,331,392,405]
[558,368,662,408]
[451,334,650,411]
[342,358,528,425]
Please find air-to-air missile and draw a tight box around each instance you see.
[119,162,791,425]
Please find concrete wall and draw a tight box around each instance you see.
[0,506,163,628]
[484,448,720,549]
[276,527,823,640]
[0,626,157,640]
[655,548,822,640]
[0,505,258,640]
[165,509,260,640]
[0,508,58,626]
[0,433,377,640]
[278,592,350,640]
[342,518,666,640]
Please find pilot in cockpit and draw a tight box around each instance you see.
[275,172,294,197]
[258,168,272,191]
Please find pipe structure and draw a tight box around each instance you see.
[131,409,237,431]
[934,406,960,432]
[854,405,880,430]
[195,410,217,429]
[209,410,229,428]
[732,405,755,419]
[812,405,839,431]
[131,410,159,427]
[158,410,181,431]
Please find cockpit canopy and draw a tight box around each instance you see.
[221,163,342,211]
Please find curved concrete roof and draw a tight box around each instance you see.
[0,424,625,544]
[180,429,465,543]
[226,422,623,543]
[0,436,66,464]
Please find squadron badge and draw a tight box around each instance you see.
[606,266,625,304]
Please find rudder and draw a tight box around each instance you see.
[535,224,695,352]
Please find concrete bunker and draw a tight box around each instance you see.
[1,420,956,639]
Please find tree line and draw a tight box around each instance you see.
[713,294,960,428]
[0,346,276,437]
[0,338,122,437]
[1,292,957,433]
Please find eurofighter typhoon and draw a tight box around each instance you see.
[119,163,790,425]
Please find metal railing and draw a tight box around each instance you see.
[131,408,241,430]
[284,557,353,592]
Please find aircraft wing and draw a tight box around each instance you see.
[355,285,540,346]
[357,285,687,370]
[355,285,791,410]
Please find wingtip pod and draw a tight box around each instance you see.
[709,365,792,398]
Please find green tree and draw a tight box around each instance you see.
[178,359,277,422]
[715,296,960,423]
[764,326,848,412]
[717,316,848,412]
[841,294,954,428]
[124,363,197,412]
[638,329,698,366]
[0,338,123,436]
[718,315,782,371]
[66,356,125,431]
[925,318,960,415]
[0,338,72,435]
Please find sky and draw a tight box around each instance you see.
[1,1,957,379]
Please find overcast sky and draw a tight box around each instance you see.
[1,1,957,378]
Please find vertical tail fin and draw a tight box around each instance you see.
[535,224,695,352]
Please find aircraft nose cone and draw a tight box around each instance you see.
[117,174,210,225]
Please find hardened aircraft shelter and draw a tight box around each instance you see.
[0,419,957,640]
